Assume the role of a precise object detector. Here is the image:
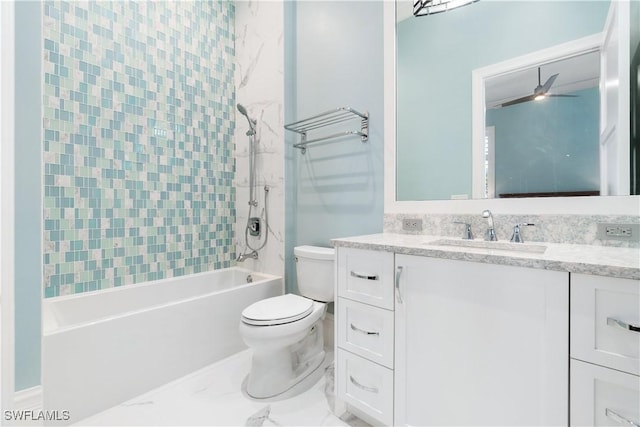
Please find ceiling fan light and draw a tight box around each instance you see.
[534,94,546,101]
[413,0,479,16]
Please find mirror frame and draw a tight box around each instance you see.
[0,0,16,409]
[383,1,639,215]
[471,34,603,199]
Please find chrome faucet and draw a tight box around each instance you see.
[237,250,258,262]
[481,210,498,241]
[510,223,535,243]
[453,221,474,240]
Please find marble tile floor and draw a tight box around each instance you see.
[75,349,360,427]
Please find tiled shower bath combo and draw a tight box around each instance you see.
[42,1,236,297]
[39,2,264,423]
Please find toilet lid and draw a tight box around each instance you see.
[241,294,314,326]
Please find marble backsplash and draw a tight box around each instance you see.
[384,213,640,248]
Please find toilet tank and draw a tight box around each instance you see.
[294,245,335,302]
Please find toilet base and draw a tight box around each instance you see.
[242,320,326,400]
[241,350,328,402]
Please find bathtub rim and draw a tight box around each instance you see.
[43,267,283,335]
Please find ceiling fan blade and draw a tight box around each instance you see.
[541,73,559,93]
[500,94,537,107]
[546,94,578,98]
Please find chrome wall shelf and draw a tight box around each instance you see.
[285,107,369,154]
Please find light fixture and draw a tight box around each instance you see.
[413,0,479,17]
[534,94,546,101]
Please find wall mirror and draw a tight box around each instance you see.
[396,0,636,201]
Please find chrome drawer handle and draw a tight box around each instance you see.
[395,266,403,304]
[350,323,380,336]
[350,271,379,281]
[607,317,640,333]
[605,408,640,427]
[349,375,379,394]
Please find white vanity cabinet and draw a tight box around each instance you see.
[394,254,568,426]
[570,274,640,426]
[334,246,571,426]
[335,248,395,426]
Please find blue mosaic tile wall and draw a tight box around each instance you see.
[42,1,236,297]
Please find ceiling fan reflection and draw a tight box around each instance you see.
[500,67,578,108]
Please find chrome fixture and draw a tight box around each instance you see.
[248,217,261,237]
[481,209,498,241]
[605,408,640,426]
[350,323,380,336]
[350,271,379,281]
[237,250,258,262]
[413,0,479,17]
[349,375,379,394]
[606,317,640,333]
[453,221,474,240]
[510,223,535,243]
[237,103,258,207]
[237,103,256,136]
[285,107,369,154]
[395,266,404,304]
[236,102,269,263]
[237,184,270,262]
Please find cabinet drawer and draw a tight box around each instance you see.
[570,359,640,427]
[337,298,394,368]
[337,350,393,426]
[571,273,640,375]
[337,248,394,310]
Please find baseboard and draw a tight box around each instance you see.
[323,312,334,350]
[14,385,42,411]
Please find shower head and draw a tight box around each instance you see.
[237,103,257,134]
[237,103,249,116]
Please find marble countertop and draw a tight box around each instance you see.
[331,233,640,280]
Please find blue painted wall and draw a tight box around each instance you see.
[284,1,384,294]
[15,0,42,391]
[397,0,610,200]
[486,87,600,196]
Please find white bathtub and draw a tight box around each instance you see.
[42,267,283,425]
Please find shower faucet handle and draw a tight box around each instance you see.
[453,221,474,240]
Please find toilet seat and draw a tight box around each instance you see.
[241,294,313,326]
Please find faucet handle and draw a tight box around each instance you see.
[510,223,535,243]
[453,221,474,240]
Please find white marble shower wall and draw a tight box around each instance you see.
[234,1,285,277]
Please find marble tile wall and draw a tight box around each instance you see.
[234,1,285,277]
[384,213,640,247]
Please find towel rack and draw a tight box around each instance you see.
[285,107,369,154]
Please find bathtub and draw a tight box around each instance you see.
[42,267,283,425]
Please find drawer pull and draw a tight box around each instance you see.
[351,270,378,280]
[350,323,380,336]
[607,317,640,333]
[605,408,640,427]
[395,266,404,304]
[350,271,379,281]
[349,375,379,394]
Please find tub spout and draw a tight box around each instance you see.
[237,251,258,262]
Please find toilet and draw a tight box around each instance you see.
[239,245,335,400]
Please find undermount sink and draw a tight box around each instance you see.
[429,238,547,254]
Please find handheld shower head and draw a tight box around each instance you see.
[236,103,249,116]
[481,209,494,228]
[236,103,257,134]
